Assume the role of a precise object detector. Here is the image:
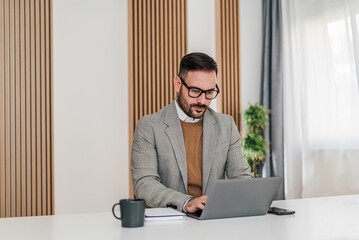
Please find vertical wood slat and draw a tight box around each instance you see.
[30,0,36,216]
[143,0,147,116]
[164,0,168,105]
[1,0,53,218]
[147,0,151,115]
[128,0,188,197]
[20,0,26,217]
[45,0,51,215]
[35,0,41,216]
[221,0,226,114]
[171,0,176,101]
[0,0,4,218]
[176,0,181,98]
[14,0,20,217]
[155,0,160,112]
[132,0,137,128]
[151,0,155,114]
[127,0,134,199]
[25,0,31,217]
[4,0,10,218]
[50,0,55,215]
[215,0,241,133]
[225,0,230,116]
[234,0,239,126]
[9,1,15,216]
[236,0,241,131]
[215,0,222,113]
[229,0,234,119]
[166,0,173,101]
[138,0,143,124]
[40,0,46,215]
[10,0,15,218]
[159,0,164,109]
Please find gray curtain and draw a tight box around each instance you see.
[260,0,284,200]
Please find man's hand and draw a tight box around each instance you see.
[184,195,208,213]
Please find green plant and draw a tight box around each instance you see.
[243,103,270,177]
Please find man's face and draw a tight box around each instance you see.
[174,70,217,119]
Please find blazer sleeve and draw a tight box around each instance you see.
[225,116,254,179]
[131,117,192,211]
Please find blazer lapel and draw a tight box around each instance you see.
[202,110,218,193]
[164,101,188,191]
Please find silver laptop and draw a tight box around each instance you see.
[187,177,281,220]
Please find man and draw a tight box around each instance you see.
[131,52,253,213]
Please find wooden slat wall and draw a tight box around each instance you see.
[0,0,54,218]
[128,0,187,197]
[215,0,241,132]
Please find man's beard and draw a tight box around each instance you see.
[177,88,209,119]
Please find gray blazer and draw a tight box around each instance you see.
[131,101,253,211]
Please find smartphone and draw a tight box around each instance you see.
[268,207,295,215]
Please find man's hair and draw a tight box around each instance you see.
[178,52,218,78]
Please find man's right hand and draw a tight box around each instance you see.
[184,195,208,213]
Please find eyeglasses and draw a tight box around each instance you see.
[178,76,220,100]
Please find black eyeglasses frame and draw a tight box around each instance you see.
[178,76,220,100]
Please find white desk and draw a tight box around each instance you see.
[1,194,359,240]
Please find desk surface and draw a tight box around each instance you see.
[1,194,359,240]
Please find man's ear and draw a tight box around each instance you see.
[173,76,181,93]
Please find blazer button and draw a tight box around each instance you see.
[166,204,177,210]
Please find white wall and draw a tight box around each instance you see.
[53,0,129,214]
[187,0,217,110]
[188,0,216,58]
[240,0,263,132]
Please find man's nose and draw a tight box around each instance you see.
[196,93,207,104]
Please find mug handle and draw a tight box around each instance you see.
[112,203,122,220]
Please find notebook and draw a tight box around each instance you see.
[186,177,281,220]
[145,208,185,221]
